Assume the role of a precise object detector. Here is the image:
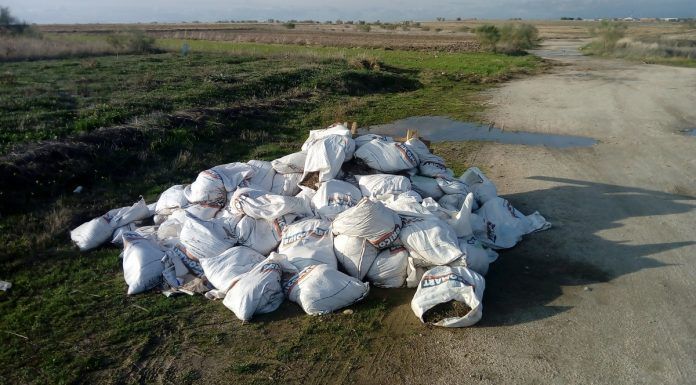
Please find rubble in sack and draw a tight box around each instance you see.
[200,246,266,292]
[334,234,379,280]
[366,246,410,288]
[278,218,337,271]
[332,198,402,249]
[411,265,485,327]
[284,264,370,315]
[223,252,296,321]
[312,180,362,221]
[68,122,551,327]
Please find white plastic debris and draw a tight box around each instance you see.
[186,162,255,204]
[473,197,551,249]
[404,137,450,177]
[411,265,485,327]
[122,232,165,295]
[355,174,411,198]
[246,160,276,192]
[279,218,337,270]
[223,252,297,321]
[272,151,307,174]
[410,175,445,200]
[231,187,311,220]
[406,257,426,288]
[354,138,419,173]
[460,167,498,205]
[236,214,295,256]
[0,280,11,291]
[154,185,189,219]
[271,172,302,196]
[332,198,402,249]
[70,198,151,251]
[83,122,553,327]
[73,185,83,194]
[303,133,355,183]
[453,236,499,276]
[311,180,362,221]
[333,234,379,280]
[354,133,393,148]
[366,246,409,288]
[178,213,238,260]
[399,216,462,266]
[200,246,266,292]
[284,264,370,315]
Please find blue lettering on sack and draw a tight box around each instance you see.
[261,263,281,273]
[420,273,469,289]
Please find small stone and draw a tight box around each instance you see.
[584,286,592,292]
[343,309,354,315]
[73,186,83,194]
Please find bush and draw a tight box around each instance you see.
[497,23,539,53]
[474,24,500,50]
[106,31,156,54]
[590,21,627,52]
[475,23,539,53]
[283,22,296,29]
[357,24,371,32]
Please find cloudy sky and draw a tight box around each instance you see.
[4,0,694,24]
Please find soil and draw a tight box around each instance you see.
[422,301,472,324]
[346,39,696,385]
[299,171,320,189]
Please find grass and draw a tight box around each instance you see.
[581,23,696,68]
[0,37,540,384]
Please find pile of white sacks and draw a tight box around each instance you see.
[70,123,550,327]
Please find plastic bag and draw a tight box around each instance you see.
[333,234,379,280]
[284,264,369,315]
[122,232,165,295]
[411,265,485,327]
[366,246,409,288]
[279,218,337,270]
[332,198,402,249]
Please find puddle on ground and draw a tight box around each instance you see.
[362,116,597,148]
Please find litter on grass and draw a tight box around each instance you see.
[70,123,551,327]
[0,280,11,292]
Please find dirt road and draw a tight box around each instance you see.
[351,40,696,384]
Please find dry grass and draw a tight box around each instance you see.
[0,35,118,61]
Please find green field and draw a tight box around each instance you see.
[0,39,539,384]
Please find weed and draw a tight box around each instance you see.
[231,362,268,374]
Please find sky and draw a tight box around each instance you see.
[3,0,695,24]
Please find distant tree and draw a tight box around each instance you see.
[0,6,31,34]
[456,17,462,21]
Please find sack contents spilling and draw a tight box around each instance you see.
[70,123,550,327]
